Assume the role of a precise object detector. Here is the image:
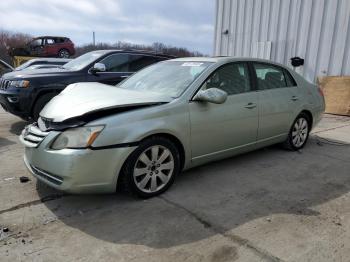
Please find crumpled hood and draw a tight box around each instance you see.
[40,82,172,122]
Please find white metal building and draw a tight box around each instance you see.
[214,0,350,82]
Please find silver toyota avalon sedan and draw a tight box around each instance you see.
[20,57,325,198]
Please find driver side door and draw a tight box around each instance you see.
[189,62,259,163]
[29,38,44,56]
[87,53,132,85]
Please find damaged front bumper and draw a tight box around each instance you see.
[21,125,136,194]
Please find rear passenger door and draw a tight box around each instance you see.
[252,62,301,145]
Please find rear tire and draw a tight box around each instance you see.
[32,93,56,121]
[119,136,180,198]
[283,112,311,150]
[58,49,70,58]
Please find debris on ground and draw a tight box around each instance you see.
[42,217,57,225]
[332,215,343,226]
[19,176,30,183]
[3,177,15,182]
[2,227,9,233]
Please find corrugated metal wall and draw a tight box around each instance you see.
[214,0,350,82]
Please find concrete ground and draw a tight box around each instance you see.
[0,107,350,262]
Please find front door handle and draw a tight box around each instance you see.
[291,96,299,101]
[120,75,129,78]
[244,102,257,109]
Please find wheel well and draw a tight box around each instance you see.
[116,133,186,192]
[142,133,186,171]
[30,91,58,117]
[59,48,70,54]
[300,110,313,129]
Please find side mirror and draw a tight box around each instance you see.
[193,88,228,104]
[91,63,106,73]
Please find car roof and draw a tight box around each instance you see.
[26,58,72,63]
[93,49,176,58]
[35,36,69,39]
[170,56,291,69]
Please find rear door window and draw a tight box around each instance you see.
[284,70,297,87]
[129,55,162,72]
[99,54,129,72]
[46,38,55,45]
[253,63,288,90]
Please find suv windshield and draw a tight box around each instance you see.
[62,51,106,71]
[118,61,212,97]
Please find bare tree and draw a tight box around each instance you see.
[75,41,205,58]
[0,29,205,67]
[0,30,32,65]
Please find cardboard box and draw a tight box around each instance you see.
[318,76,350,116]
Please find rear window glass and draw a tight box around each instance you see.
[284,70,297,86]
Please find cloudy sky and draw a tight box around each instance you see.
[0,0,215,54]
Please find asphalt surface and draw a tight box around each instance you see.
[1,107,350,262]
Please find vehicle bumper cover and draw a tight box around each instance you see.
[22,133,136,193]
[0,89,31,119]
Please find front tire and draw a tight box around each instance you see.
[119,136,180,198]
[283,113,311,150]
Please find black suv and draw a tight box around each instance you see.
[0,59,13,76]
[0,50,174,120]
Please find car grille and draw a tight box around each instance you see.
[0,78,11,90]
[20,123,50,148]
[30,165,63,185]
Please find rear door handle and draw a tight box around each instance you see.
[120,75,129,78]
[291,96,299,101]
[244,102,257,109]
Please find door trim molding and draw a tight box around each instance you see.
[192,141,256,161]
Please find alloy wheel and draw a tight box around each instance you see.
[133,145,174,193]
[59,50,69,58]
[292,117,308,148]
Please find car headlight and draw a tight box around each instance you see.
[51,126,104,150]
[10,80,30,88]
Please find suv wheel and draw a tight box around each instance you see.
[283,113,311,150]
[58,49,70,58]
[32,93,56,121]
[120,136,180,198]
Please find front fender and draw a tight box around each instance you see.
[89,101,192,167]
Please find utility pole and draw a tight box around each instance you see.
[92,31,95,46]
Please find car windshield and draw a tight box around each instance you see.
[118,61,212,97]
[62,51,106,71]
